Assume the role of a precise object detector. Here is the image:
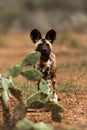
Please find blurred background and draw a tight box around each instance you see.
[0,0,87,33]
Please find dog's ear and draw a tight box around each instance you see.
[45,29,56,43]
[30,29,42,43]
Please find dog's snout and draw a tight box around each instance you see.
[43,48,47,51]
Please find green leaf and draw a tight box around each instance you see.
[21,69,43,81]
[39,79,49,94]
[7,65,21,77]
[21,51,40,67]
[51,111,62,122]
[15,119,33,130]
[27,92,50,109]
[34,122,53,130]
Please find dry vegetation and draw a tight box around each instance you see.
[0,33,87,129]
[0,0,87,33]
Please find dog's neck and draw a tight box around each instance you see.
[35,52,56,75]
[39,59,48,67]
[40,55,50,63]
[39,53,53,67]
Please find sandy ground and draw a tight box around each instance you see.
[0,33,87,128]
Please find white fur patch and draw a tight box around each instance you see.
[53,92,58,103]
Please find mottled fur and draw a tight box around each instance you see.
[35,53,56,86]
[30,29,58,102]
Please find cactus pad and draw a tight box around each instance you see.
[21,51,40,67]
[21,69,43,81]
[7,65,21,77]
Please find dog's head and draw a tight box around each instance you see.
[30,29,56,62]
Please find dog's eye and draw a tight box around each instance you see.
[37,43,43,47]
[45,43,49,46]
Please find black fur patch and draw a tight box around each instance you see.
[35,39,51,62]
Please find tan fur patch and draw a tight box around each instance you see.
[35,39,52,50]
[35,39,42,47]
[45,40,52,50]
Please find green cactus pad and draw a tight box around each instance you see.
[7,65,21,77]
[46,101,64,113]
[51,111,62,122]
[2,91,10,109]
[39,79,49,94]
[13,103,26,121]
[9,87,23,101]
[15,119,33,130]
[27,92,50,109]
[21,51,41,67]
[15,119,53,130]
[34,122,53,130]
[0,77,12,109]
[21,69,43,81]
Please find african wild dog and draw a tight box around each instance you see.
[30,29,58,102]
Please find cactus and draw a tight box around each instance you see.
[51,111,62,122]
[21,51,41,67]
[39,79,49,94]
[27,91,50,109]
[34,122,53,130]
[7,52,43,81]
[0,51,64,126]
[15,119,53,130]
[21,69,43,81]
[15,119,33,130]
[0,75,24,124]
[12,103,26,124]
[46,101,64,113]
[6,65,22,77]
[27,90,63,122]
